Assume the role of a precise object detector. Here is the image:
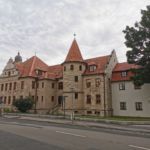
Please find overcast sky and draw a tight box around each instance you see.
[0,0,149,72]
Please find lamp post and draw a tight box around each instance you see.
[70,88,74,123]
[63,96,68,118]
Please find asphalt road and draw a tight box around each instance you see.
[0,118,150,150]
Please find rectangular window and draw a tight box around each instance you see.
[4,96,7,104]
[13,82,16,90]
[89,65,96,72]
[75,93,78,99]
[64,66,66,71]
[119,82,125,90]
[9,83,12,90]
[95,78,100,87]
[58,82,63,90]
[87,111,92,114]
[20,95,23,99]
[13,96,16,103]
[79,65,82,71]
[52,83,55,88]
[70,65,74,70]
[32,81,35,89]
[120,102,127,110]
[96,94,101,104]
[134,84,141,90]
[41,96,44,102]
[86,95,91,104]
[8,96,11,105]
[51,96,54,102]
[75,76,78,82]
[86,79,91,88]
[5,83,8,91]
[21,81,24,89]
[32,96,34,101]
[42,82,44,88]
[1,84,4,91]
[135,102,143,111]
[121,71,127,77]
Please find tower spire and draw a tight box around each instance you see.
[64,38,83,62]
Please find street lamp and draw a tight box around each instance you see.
[63,96,68,118]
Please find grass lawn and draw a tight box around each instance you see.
[76,115,150,121]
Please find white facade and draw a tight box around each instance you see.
[112,81,150,117]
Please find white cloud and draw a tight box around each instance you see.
[0,0,149,72]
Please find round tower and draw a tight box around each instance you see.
[62,39,86,115]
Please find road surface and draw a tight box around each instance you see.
[0,117,150,150]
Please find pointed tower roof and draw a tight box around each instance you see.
[65,39,83,62]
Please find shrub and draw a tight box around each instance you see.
[13,97,34,113]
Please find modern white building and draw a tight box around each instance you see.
[112,62,150,117]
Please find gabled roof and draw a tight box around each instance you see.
[113,62,140,72]
[15,56,63,79]
[112,62,140,82]
[16,56,49,78]
[84,55,110,75]
[65,39,83,62]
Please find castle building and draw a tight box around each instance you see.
[0,39,150,117]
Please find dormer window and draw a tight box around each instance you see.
[89,65,97,72]
[121,71,127,77]
[35,69,44,76]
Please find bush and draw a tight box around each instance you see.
[13,97,34,113]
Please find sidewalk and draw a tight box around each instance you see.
[3,113,150,136]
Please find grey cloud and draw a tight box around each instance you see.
[0,0,149,72]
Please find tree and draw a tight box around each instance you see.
[13,97,34,113]
[123,5,150,85]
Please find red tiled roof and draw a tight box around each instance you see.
[112,62,140,82]
[16,56,49,78]
[65,39,83,62]
[48,65,63,79]
[84,55,110,75]
[113,62,140,72]
[16,56,63,79]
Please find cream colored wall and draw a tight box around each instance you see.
[112,81,150,117]
[62,62,86,111]
[83,75,104,114]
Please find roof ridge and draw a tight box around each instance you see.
[84,55,110,61]
[29,56,36,76]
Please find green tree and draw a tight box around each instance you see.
[13,97,34,113]
[123,5,150,85]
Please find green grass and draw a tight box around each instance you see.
[76,115,150,121]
